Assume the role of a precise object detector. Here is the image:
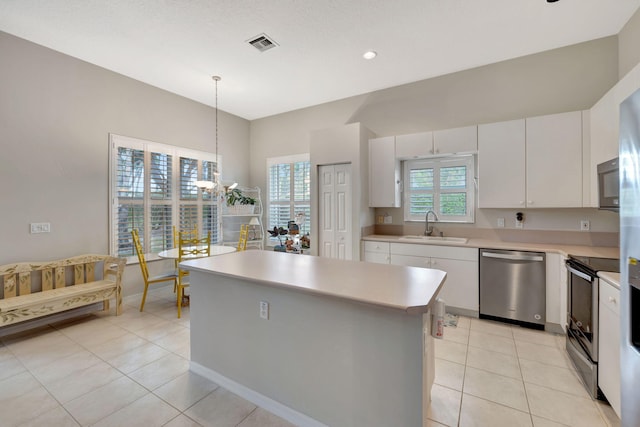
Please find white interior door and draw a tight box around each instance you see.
[318,164,352,259]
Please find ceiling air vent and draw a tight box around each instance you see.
[247,33,278,52]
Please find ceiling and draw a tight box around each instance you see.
[1,0,639,120]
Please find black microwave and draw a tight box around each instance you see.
[597,158,619,211]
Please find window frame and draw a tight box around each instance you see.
[266,154,311,247]
[402,155,475,223]
[109,134,221,260]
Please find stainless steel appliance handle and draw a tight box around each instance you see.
[481,252,544,262]
[567,265,593,282]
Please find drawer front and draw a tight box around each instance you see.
[600,279,620,316]
[363,241,390,254]
[390,242,477,261]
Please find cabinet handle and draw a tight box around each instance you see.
[609,296,617,304]
[528,200,533,205]
[519,201,524,205]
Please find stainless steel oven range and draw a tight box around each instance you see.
[565,255,619,399]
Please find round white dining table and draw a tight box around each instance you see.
[157,245,236,259]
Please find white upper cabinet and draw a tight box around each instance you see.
[478,119,526,208]
[478,111,583,208]
[394,126,476,159]
[369,136,401,207]
[433,125,478,155]
[395,132,433,159]
[526,111,583,208]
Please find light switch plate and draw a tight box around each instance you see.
[497,217,505,228]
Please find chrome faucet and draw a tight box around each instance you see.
[424,210,439,236]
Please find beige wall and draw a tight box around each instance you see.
[0,31,250,285]
[250,37,621,233]
[619,6,640,79]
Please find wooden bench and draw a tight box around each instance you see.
[0,254,125,332]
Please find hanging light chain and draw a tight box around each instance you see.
[212,75,221,184]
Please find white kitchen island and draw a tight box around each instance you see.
[180,251,446,427]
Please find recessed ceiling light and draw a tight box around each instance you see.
[363,51,377,60]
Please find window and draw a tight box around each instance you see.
[403,155,475,223]
[110,134,221,258]
[267,155,311,243]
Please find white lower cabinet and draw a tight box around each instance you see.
[362,241,390,264]
[389,243,479,313]
[598,277,621,417]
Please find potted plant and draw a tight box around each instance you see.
[224,188,256,214]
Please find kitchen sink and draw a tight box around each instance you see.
[398,235,468,244]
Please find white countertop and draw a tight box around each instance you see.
[599,271,621,290]
[180,250,447,314]
[362,234,620,258]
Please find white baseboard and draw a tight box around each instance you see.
[189,361,327,427]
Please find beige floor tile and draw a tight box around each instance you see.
[516,341,573,369]
[92,393,180,427]
[236,408,297,427]
[121,312,170,333]
[4,329,84,369]
[0,371,42,399]
[29,349,102,384]
[469,330,517,356]
[162,414,204,427]
[466,346,521,379]
[459,393,533,427]
[154,371,219,411]
[519,358,590,398]
[133,320,185,342]
[443,325,470,344]
[17,405,80,427]
[463,366,528,412]
[434,358,465,391]
[435,339,468,364]
[455,316,471,330]
[0,352,27,382]
[595,400,621,427]
[88,332,149,360]
[512,327,562,348]
[185,388,256,427]
[531,416,570,426]
[45,361,124,403]
[0,384,60,427]
[64,376,148,426]
[105,341,171,374]
[525,383,608,427]
[426,383,462,427]
[471,318,514,338]
[128,353,190,390]
[425,420,449,427]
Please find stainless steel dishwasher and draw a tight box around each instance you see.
[479,249,546,329]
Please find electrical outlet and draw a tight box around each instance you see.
[497,217,505,228]
[515,212,524,229]
[580,220,590,231]
[30,222,51,233]
[259,301,269,320]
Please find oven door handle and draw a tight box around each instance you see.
[567,265,593,282]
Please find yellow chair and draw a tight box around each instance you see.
[131,229,178,312]
[237,224,249,251]
[177,231,211,318]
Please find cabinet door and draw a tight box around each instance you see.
[369,137,401,207]
[431,257,479,312]
[478,119,526,208]
[363,252,390,264]
[433,125,477,155]
[395,132,433,159]
[599,280,621,417]
[526,111,583,207]
[390,254,431,269]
